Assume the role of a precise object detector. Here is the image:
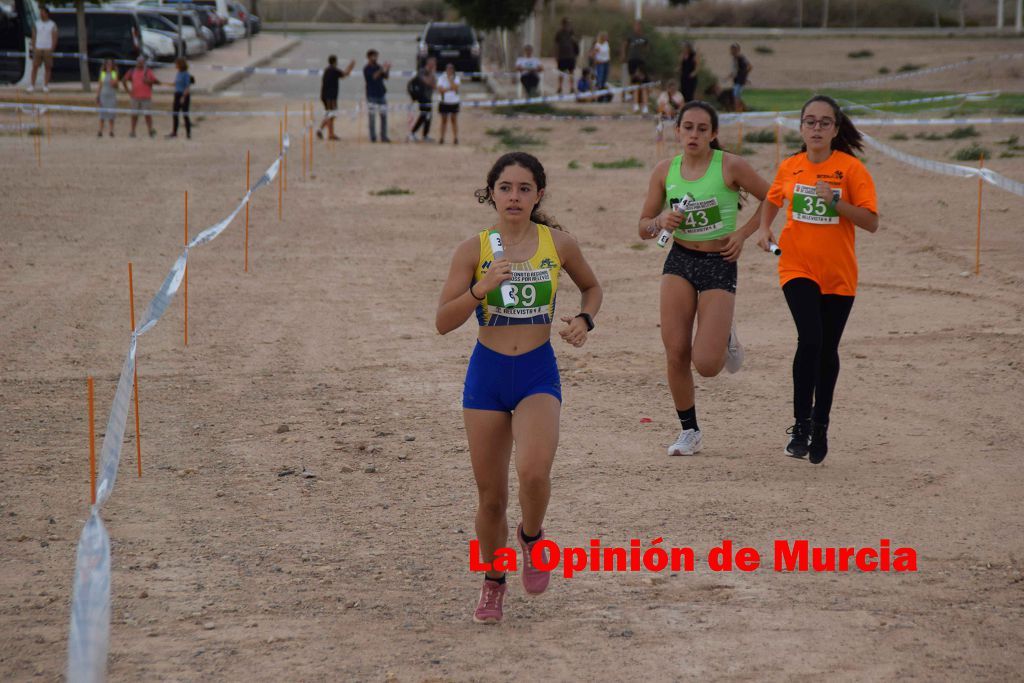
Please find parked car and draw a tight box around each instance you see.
[141,26,176,60]
[224,15,244,41]
[192,6,227,46]
[47,7,142,80]
[227,1,259,34]
[417,22,481,76]
[0,0,25,84]
[148,7,213,51]
[129,8,206,57]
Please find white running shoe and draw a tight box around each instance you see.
[42,85,49,93]
[725,324,744,374]
[632,103,640,113]
[26,85,34,93]
[667,428,703,456]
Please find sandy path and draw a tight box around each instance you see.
[1,75,1023,681]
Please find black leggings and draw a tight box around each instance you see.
[411,104,432,137]
[782,278,854,425]
[172,92,191,136]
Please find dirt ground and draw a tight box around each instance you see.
[2,36,1024,682]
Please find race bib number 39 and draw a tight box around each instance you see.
[671,197,724,236]
[792,184,841,224]
[486,269,553,319]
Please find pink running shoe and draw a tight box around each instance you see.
[473,579,507,624]
[517,523,551,595]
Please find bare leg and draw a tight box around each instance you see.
[144,114,154,134]
[438,113,448,142]
[452,114,458,143]
[691,289,735,378]
[130,114,138,135]
[511,394,560,537]
[465,408,513,580]
[660,274,698,411]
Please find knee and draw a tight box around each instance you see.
[517,469,550,498]
[693,352,724,378]
[664,345,692,373]
[476,489,507,521]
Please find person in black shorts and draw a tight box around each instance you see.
[554,17,579,94]
[624,21,650,113]
[317,54,355,140]
[680,42,701,103]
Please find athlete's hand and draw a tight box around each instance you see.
[721,231,746,262]
[559,315,588,347]
[754,226,777,253]
[658,208,684,231]
[815,181,834,202]
[476,258,512,294]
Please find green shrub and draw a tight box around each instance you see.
[952,143,989,161]
[744,129,776,143]
[878,66,891,74]
[947,125,979,139]
[568,159,580,169]
[593,157,645,169]
[370,187,413,196]
[998,134,1019,146]
[898,63,924,72]
[890,132,909,141]
[848,49,874,59]
[486,126,544,147]
[754,45,774,54]
[914,132,944,141]
[580,125,598,133]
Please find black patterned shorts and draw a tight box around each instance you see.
[662,242,737,294]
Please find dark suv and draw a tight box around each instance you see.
[416,22,481,75]
[48,8,141,80]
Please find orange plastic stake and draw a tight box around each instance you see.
[309,124,314,176]
[88,376,96,506]
[184,191,189,346]
[283,105,288,192]
[301,118,307,181]
[128,263,142,477]
[976,154,984,275]
[245,150,250,272]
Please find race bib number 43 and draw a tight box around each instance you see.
[671,196,724,236]
[792,184,841,224]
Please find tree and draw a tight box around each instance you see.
[47,0,98,92]
[444,0,536,31]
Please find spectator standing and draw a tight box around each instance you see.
[409,56,437,142]
[515,45,543,98]
[590,31,611,91]
[27,6,57,93]
[624,21,650,113]
[317,54,355,140]
[729,43,752,112]
[680,41,701,103]
[436,62,460,145]
[554,17,578,94]
[168,57,193,139]
[122,56,160,138]
[96,59,118,138]
[363,49,391,143]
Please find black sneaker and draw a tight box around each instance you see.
[785,419,811,458]
[808,422,829,464]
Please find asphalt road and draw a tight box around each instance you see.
[219,30,490,103]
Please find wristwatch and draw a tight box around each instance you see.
[828,192,840,210]
[575,313,595,331]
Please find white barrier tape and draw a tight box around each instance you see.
[850,115,1024,126]
[0,51,162,67]
[203,63,511,79]
[66,133,290,682]
[0,102,285,119]
[776,116,1024,198]
[719,91,999,123]
[821,53,1024,89]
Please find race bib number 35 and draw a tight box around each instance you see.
[792,184,841,224]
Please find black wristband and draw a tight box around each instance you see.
[575,312,595,331]
[469,283,485,301]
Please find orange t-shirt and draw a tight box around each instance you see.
[766,150,877,296]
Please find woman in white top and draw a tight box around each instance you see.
[590,31,611,90]
[437,62,461,145]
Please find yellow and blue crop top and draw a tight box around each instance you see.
[474,224,561,326]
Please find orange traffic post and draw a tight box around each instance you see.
[87,376,96,506]
[245,150,250,272]
[309,123,314,177]
[301,117,307,181]
[34,110,41,168]
[976,154,984,275]
[45,110,51,144]
[278,121,283,221]
[128,263,142,477]
[184,191,189,346]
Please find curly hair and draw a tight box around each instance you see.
[475,152,562,230]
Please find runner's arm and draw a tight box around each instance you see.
[555,233,602,347]
[638,159,679,239]
[436,238,511,334]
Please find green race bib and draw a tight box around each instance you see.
[792,184,841,224]
[486,268,553,322]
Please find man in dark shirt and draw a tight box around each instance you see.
[554,17,578,94]
[729,43,752,112]
[317,54,355,140]
[363,49,391,143]
[624,21,650,112]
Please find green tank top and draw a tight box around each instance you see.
[663,149,739,242]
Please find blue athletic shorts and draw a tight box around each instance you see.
[462,341,562,412]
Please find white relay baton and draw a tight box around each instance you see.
[487,231,518,307]
[767,241,782,256]
[657,203,686,248]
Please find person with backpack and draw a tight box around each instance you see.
[408,56,437,143]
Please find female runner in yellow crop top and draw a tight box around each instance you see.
[436,152,603,624]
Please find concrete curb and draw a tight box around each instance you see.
[204,37,303,93]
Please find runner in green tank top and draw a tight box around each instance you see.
[637,101,770,456]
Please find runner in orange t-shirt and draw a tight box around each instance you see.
[755,95,879,464]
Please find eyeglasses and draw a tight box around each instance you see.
[801,117,836,130]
